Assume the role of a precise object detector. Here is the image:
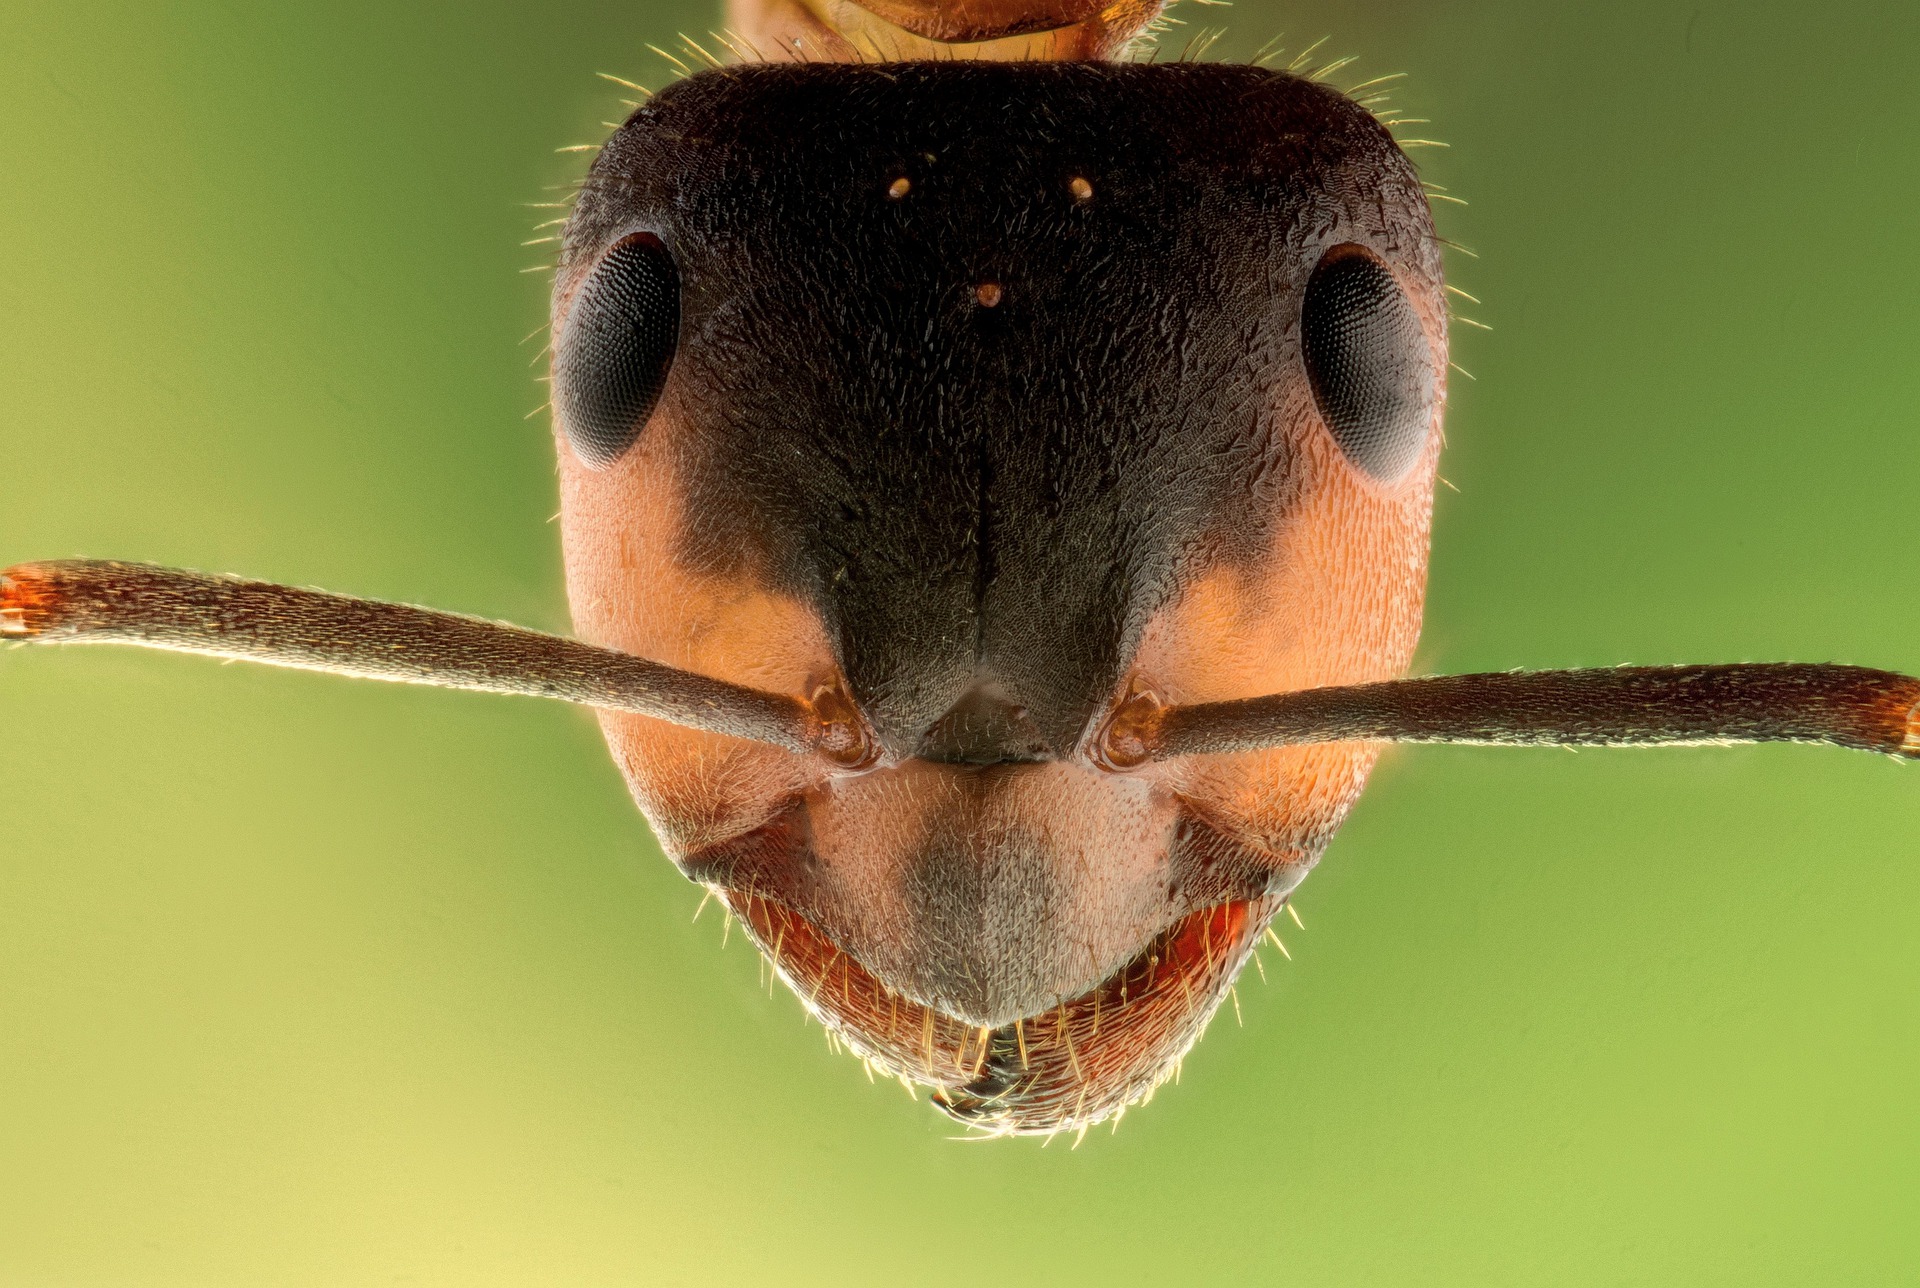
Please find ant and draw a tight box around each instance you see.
[5,0,1914,1138]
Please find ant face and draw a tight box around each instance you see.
[552,62,1446,1131]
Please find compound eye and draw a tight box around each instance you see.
[554,233,680,468]
[1299,245,1436,482]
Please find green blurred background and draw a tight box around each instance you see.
[2,1,1915,1282]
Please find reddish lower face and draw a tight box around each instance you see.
[690,761,1273,1027]
[731,891,1275,1132]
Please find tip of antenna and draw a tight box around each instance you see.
[0,564,53,637]
[1881,673,1920,758]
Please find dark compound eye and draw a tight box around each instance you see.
[1299,246,1436,482]
[554,233,680,468]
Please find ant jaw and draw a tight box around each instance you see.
[728,887,1273,1137]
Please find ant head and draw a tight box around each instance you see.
[551,62,1445,1133]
